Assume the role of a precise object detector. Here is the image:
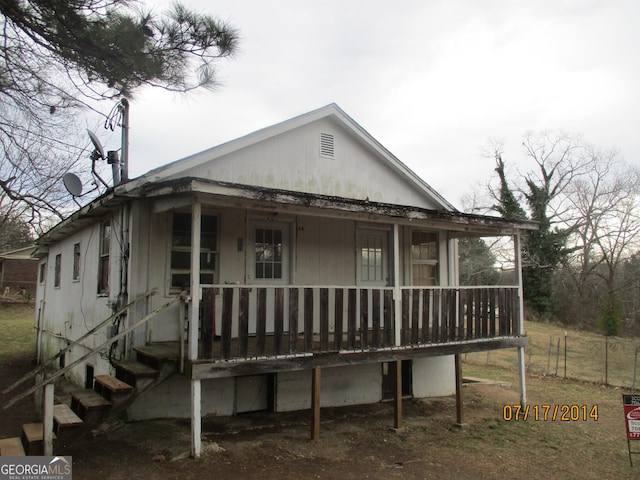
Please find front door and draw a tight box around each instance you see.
[246,221,291,334]
[248,221,290,285]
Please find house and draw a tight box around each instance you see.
[26,104,536,456]
[0,246,38,299]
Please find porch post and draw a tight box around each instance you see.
[392,223,401,346]
[514,232,527,406]
[43,382,54,456]
[393,360,402,429]
[311,367,321,441]
[190,201,202,458]
[455,354,464,426]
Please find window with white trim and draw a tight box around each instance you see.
[97,220,110,294]
[54,254,61,288]
[73,242,81,281]
[357,229,388,286]
[411,231,438,286]
[170,212,218,290]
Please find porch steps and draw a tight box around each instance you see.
[93,375,134,403]
[134,342,179,370]
[113,359,158,388]
[0,437,25,456]
[21,422,55,456]
[53,404,84,437]
[70,390,112,423]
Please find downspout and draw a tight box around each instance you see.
[118,202,130,357]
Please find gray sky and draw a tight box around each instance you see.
[95,0,640,210]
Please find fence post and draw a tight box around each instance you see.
[564,331,567,379]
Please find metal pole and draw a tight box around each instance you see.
[564,331,567,379]
[119,98,129,182]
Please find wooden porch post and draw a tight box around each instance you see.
[514,232,527,407]
[392,223,401,346]
[190,201,202,458]
[43,382,54,456]
[455,354,464,426]
[394,360,402,429]
[311,367,321,441]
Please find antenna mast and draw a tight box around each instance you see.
[119,98,130,182]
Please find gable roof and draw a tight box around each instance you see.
[118,104,456,211]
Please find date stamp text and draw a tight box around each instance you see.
[503,404,599,422]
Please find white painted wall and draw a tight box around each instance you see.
[172,118,440,210]
[35,216,118,385]
[128,376,235,420]
[412,356,456,397]
[276,364,382,412]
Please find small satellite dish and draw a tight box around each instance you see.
[63,173,83,197]
[87,129,105,160]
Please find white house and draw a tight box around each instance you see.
[27,104,536,456]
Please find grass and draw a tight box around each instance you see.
[0,302,36,362]
[464,320,640,388]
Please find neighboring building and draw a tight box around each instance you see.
[0,246,38,299]
[31,105,537,455]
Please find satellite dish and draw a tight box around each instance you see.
[63,173,83,197]
[87,129,105,160]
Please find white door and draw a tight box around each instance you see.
[356,229,389,287]
[248,221,290,285]
[247,221,291,334]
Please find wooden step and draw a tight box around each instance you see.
[53,404,83,436]
[134,342,179,370]
[114,359,158,387]
[93,375,133,402]
[71,390,112,422]
[21,423,54,456]
[0,437,25,456]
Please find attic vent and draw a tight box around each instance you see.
[320,133,334,158]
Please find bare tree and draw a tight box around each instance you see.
[0,0,239,231]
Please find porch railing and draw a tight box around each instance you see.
[187,285,521,362]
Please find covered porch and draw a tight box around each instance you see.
[162,180,537,457]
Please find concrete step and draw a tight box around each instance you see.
[0,437,25,456]
[71,390,112,423]
[93,375,133,402]
[53,404,84,436]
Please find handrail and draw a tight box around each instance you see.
[3,292,185,411]
[2,288,157,395]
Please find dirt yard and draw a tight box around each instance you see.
[2,346,638,480]
[1,304,637,480]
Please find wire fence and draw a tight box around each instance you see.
[463,322,640,390]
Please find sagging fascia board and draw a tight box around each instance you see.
[36,191,122,246]
[140,177,539,235]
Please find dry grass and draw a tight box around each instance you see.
[465,320,640,388]
[0,302,36,362]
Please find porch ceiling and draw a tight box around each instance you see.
[140,177,539,236]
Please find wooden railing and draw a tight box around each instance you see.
[189,285,520,362]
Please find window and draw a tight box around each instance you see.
[411,231,438,286]
[98,220,110,294]
[73,243,81,281]
[357,230,388,285]
[170,212,218,290]
[54,254,61,288]
[39,262,46,284]
[254,228,283,280]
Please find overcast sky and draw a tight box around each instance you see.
[92,0,640,210]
